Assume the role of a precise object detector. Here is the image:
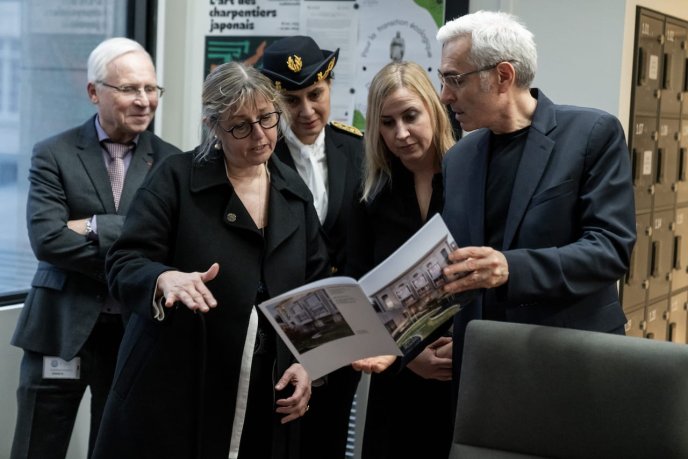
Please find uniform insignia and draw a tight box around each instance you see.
[330,120,362,137]
[287,55,303,73]
[317,57,336,81]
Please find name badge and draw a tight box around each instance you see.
[42,356,81,379]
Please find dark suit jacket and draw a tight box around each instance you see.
[11,115,181,360]
[93,152,329,459]
[443,89,636,380]
[274,122,363,274]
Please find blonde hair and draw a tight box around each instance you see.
[362,61,455,201]
[197,61,288,162]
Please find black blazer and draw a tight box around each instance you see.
[93,152,329,459]
[443,89,636,380]
[346,158,453,459]
[12,115,181,360]
[347,156,443,279]
[274,122,363,274]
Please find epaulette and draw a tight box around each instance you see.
[330,120,363,137]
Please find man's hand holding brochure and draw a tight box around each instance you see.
[258,214,469,380]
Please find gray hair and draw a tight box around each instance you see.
[87,37,150,83]
[197,61,287,162]
[437,10,537,88]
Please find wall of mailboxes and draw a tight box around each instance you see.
[622,7,688,342]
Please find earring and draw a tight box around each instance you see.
[213,135,222,151]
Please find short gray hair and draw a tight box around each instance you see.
[437,10,537,88]
[197,61,287,162]
[87,37,150,83]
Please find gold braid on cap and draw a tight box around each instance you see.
[287,55,303,73]
[317,57,336,81]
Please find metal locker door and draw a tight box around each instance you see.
[624,304,646,338]
[645,298,669,341]
[658,20,686,117]
[671,207,688,290]
[654,118,680,209]
[630,116,657,214]
[676,19,688,207]
[622,213,651,310]
[648,209,674,302]
[677,120,688,206]
[634,11,664,116]
[668,291,688,344]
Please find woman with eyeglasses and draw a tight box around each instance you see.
[92,61,329,459]
[260,35,364,459]
[347,61,456,459]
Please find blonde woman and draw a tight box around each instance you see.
[347,61,456,459]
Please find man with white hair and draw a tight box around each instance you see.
[436,10,636,393]
[10,37,180,459]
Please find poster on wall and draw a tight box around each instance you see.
[353,0,445,130]
[205,0,299,75]
[204,0,358,124]
[299,0,359,122]
[203,0,444,127]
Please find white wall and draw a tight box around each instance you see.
[155,0,207,152]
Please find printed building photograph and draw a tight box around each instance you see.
[370,238,461,353]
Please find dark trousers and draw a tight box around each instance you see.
[300,366,361,459]
[11,315,123,459]
[362,368,453,459]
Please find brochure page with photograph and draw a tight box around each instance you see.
[258,214,466,380]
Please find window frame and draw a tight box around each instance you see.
[0,0,157,307]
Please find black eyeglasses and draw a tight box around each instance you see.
[97,81,165,99]
[219,111,281,139]
[437,63,500,89]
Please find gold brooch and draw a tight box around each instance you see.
[317,57,336,81]
[286,55,302,73]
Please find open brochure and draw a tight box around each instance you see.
[258,214,467,380]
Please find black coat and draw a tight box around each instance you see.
[275,122,364,458]
[93,151,329,459]
[347,157,453,459]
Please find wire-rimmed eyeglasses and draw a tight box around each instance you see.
[97,81,165,99]
[218,111,281,140]
[437,63,500,89]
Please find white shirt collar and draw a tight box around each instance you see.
[282,124,329,223]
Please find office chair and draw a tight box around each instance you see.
[450,320,688,459]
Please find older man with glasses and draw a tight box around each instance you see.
[434,10,636,407]
[10,37,180,459]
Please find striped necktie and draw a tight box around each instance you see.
[102,141,130,210]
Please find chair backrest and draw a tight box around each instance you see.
[450,320,688,459]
